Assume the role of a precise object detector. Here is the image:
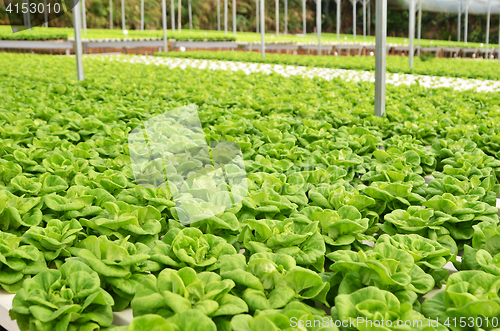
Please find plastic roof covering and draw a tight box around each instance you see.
[389,0,500,14]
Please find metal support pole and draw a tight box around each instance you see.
[261,0,265,57]
[178,0,181,31]
[464,0,468,44]
[317,0,321,54]
[110,0,113,29]
[409,0,415,67]
[73,0,84,80]
[363,0,366,38]
[141,0,144,30]
[256,0,260,33]
[498,14,500,62]
[233,0,237,35]
[121,0,126,31]
[458,2,461,42]
[336,0,341,40]
[44,0,48,27]
[82,0,87,35]
[303,0,306,34]
[224,0,228,34]
[217,0,221,30]
[284,0,288,34]
[375,0,386,117]
[352,0,357,40]
[171,0,175,31]
[276,0,279,37]
[417,0,422,56]
[189,0,193,29]
[486,0,491,57]
[162,0,168,51]
[26,0,31,29]
[368,0,371,35]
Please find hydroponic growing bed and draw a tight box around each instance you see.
[2,52,500,331]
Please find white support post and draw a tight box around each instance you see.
[368,0,371,35]
[317,0,321,54]
[121,0,126,31]
[26,0,31,29]
[464,0,468,44]
[486,0,491,58]
[225,0,228,34]
[171,0,175,31]
[336,0,341,40]
[141,0,144,30]
[73,0,84,80]
[122,0,126,31]
[44,0,48,27]
[276,0,279,37]
[375,0,386,117]
[261,0,265,57]
[189,0,193,29]
[233,0,237,35]
[82,0,87,35]
[458,1,461,42]
[178,0,182,32]
[110,0,113,29]
[256,0,260,33]
[217,0,221,30]
[303,0,306,34]
[409,0,415,67]
[351,0,357,40]
[363,0,366,39]
[284,0,288,34]
[162,0,168,51]
[417,0,422,56]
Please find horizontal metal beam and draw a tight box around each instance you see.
[0,40,73,49]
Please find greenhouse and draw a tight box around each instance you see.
[1,0,500,330]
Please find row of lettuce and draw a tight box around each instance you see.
[155,51,500,81]
[2,53,500,331]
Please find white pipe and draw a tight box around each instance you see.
[44,0,48,27]
[352,0,357,40]
[178,0,181,32]
[417,0,422,56]
[162,0,168,51]
[458,1,461,42]
[73,0,84,80]
[375,0,387,116]
[256,0,260,33]
[233,0,237,35]
[276,0,279,37]
[285,0,288,34]
[486,0,491,57]
[225,0,228,34]
[110,0,113,29]
[303,0,306,34]
[82,0,87,35]
[171,0,175,31]
[337,0,341,40]
[189,0,192,29]
[409,0,415,67]
[363,0,366,38]
[261,0,265,57]
[218,0,221,30]
[317,0,321,54]
[121,0,125,31]
[141,0,144,30]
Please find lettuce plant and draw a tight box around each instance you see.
[9,259,114,331]
[112,312,217,331]
[326,242,435,304]
[219,253,329,311]
[376,234,453,285]
[0,189,43,233]
[231,301,335,331]
[68,235,152,311]
[131,267,248,319]
[332,287,448,331]
[0,231,47,293]
[21,218,82,263]
[239,217,326,271]
[422,271,500,330]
